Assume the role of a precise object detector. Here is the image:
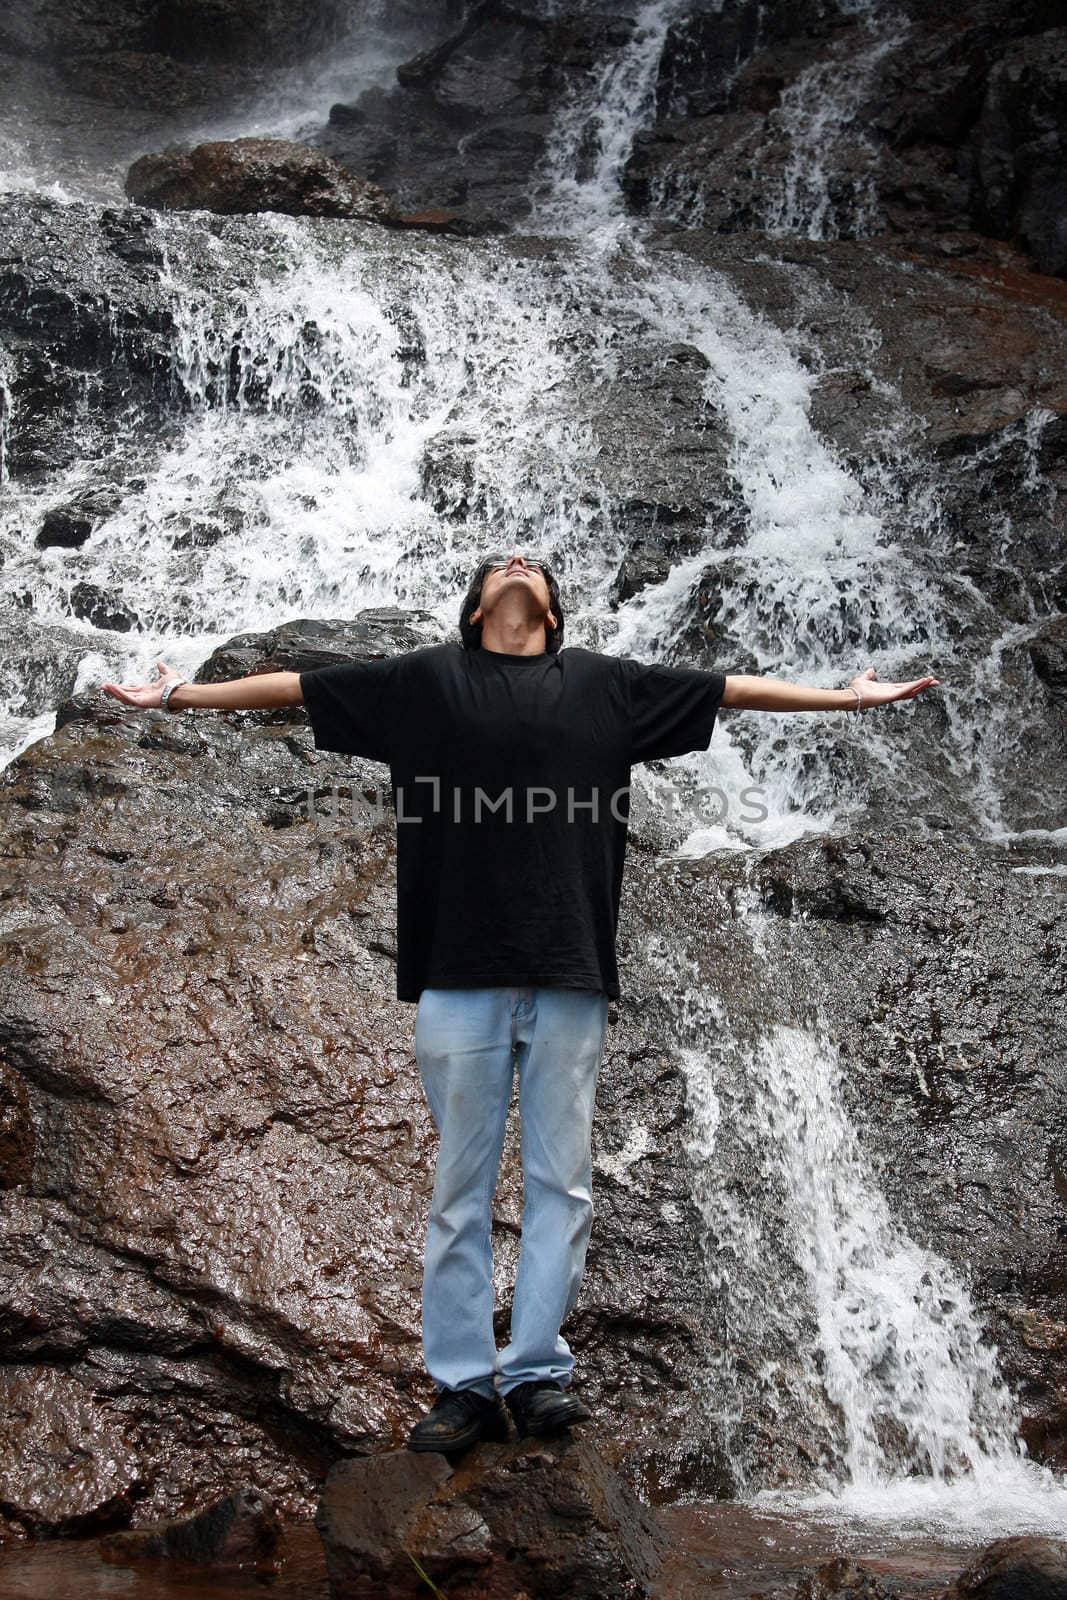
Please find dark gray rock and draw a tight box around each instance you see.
[69,581,138,633]
[0,0,346,68]
[627,0,1067,275]
[1029,615,1067,705]
[315,1435,666,1599]
[314,11,634,228]
[36,488,121,549]
[196,611,449,684]
[971,30,1067,277]
[58,48,250,109]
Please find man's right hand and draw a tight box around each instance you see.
[100,659,184,709]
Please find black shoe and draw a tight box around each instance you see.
[407,1387,510,1453]
[504,1380,592,1437]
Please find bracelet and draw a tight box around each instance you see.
[845,686,864,713]
[159,677,188,713]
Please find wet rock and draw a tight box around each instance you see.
[69,581,138,633]
[99,1484,281,1565]
[627,0,1067,275]
[314,12,634,227]
[658,227,1067,637]
[946,1536,1067,1600]
[0,0,344,68]
[971,30,1067,278]
[718,833,1067,1473]
[0,1365,142,1538]
[796,1557,891,1599]
[0,194,174,481]
[315,1434,666,1600]
[0,597,735,1520]
[196,610,448,683]
[0,0,156,61]
[125,138,399,221]
[35,487,121,549]
[392,207,509,237]
[1029,614,1067,706]
[153,0,344,68]
[57,48,250,109]
[0,620,88,723]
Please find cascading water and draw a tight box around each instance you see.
[531,0,688,234]
[761,9,907,242]
[654,903,1067,1537]
[2,0,1065,1543]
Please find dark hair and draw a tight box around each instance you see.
[458,554,565,653]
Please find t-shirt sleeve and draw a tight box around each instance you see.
[298,656,402,762]
[621,657,727,765]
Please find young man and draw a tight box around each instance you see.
[101,552,939,1452]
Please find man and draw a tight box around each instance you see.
[101,552,938,1452]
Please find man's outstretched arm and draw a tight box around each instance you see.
[100,659,304,711]
[722,665,939,712]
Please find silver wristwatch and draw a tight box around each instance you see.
[159,677,188,713]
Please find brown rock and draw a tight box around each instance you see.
[947,1536,1067,1600]
[124,138,398,221]
[391,207,508,237]
[314,1434,666,1600]
[99,1484,281,1566]
[797,1557,891,1598]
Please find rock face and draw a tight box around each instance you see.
[315,7,634,227]
[125,138,399,221]
[660,832,1067,1480]
[624,0,1067,276]
[0,0,345,69]
[314,1435,666,1600]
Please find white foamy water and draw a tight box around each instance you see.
[763,14,907,241]
[654,915,1067,1533]
[530,0,685,234]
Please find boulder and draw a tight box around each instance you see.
[35,488,121,549]
[946,1537,1067,1600]
[314,1434,666,1600]
[124,138,398,221]
[99,1484,281,1566]
[194,611,448,685]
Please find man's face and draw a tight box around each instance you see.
[470,553,556,629]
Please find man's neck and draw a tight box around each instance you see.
[480,619,547,656]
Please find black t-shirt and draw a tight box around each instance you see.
[299,642,725,1003]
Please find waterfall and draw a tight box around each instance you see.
[1,0,1065,1536]
[529,0,687,234]
[761,13,907,242]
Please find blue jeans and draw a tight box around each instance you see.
[414,985,610,1399]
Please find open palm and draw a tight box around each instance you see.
[850,666,939,707]
[99,659,183,709]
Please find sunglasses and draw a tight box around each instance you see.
[482,555,552,578]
